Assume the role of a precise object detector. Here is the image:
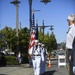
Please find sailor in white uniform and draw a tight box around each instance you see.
[40,44,48,75]
[29,40,44,75]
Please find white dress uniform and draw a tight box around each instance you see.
[66,24,75,75]
[29,45,44,75]
[66,24,75,49]
[40,45,48,75]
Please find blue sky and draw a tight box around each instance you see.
[0,0,75,43]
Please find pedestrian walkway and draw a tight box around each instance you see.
[0,64,69,75]
[45,65,69,75]
[0,66,33,75]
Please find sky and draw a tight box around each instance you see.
[0,0,75,43]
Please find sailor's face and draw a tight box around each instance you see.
[35,42,38,46]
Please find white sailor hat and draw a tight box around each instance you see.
[34,40,38,43]
[42,44,45,46]
[38,43,42,45]
[67,14,75,22]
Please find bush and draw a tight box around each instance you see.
[0,53,7,66]
[6,56,19,65]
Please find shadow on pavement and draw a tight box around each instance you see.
[0,74,6,75]
[43,70,56,75]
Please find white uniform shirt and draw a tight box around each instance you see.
[29,46,40,55]
[66,24,75,49]
[29,46,44,61]
[41,47,48,57]
[18,52,21,57]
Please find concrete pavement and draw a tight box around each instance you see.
[0,63,69,75]
[0,65,33,75]
[45,65,69,75]
[0,49,69,75]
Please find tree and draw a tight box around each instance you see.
[18,27,30,63]
[0,27,30,56]
[38,30,57,52]
[49,33,57,52]
[0,26,17,52]
[18,27,30,55]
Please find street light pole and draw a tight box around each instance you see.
[38,20,53,35]
[28,0,51,31]
[28,0,32,30]
[10,0,20,54]
[16,3,19,37]
[10,0,20,37]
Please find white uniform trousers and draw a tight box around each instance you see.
[32,56,41,75]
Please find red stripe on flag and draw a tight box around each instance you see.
[28,31,36,50]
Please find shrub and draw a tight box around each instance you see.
[0,53,7,66]
[6,56,19,65]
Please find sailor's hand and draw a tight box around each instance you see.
[42,60,44,62]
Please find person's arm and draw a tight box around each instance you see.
[28,47,33,57]
[41,49,44,62]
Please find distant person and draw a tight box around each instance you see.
[66,14,75,75]
[18,51,21,63]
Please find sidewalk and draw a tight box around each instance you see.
[0,64,69,75]
[0,65,33,75]
[45,65,69,75]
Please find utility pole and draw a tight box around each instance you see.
[38,20,53,35]
[28,0,51,31]
[28,0,32,30]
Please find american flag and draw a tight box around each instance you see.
[28,27,36,50]
[28,10,36,50]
